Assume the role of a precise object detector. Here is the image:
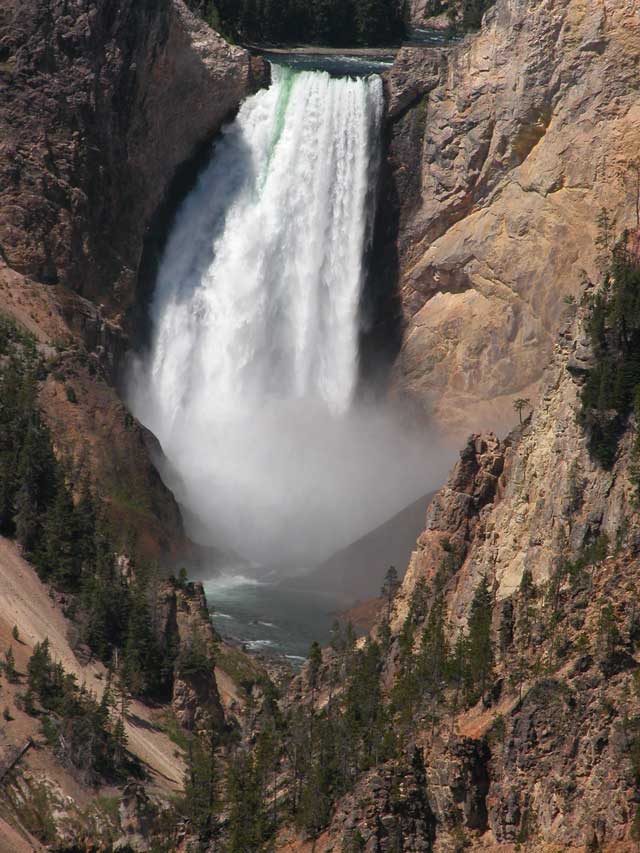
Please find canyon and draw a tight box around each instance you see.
[1,0,640,850]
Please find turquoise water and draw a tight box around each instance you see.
[265,53,394,77]
[204,573,344,663]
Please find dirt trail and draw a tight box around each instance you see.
[0,537,184,787]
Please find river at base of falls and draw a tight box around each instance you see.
[204,572,348,664]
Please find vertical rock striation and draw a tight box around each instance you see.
[383,0,640,439]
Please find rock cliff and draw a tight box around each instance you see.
[0,0,263,316]
[156,578,225,731]
[281,262,640,849]
[382,0,640,440]
[394,298,640,630]
[0,0,263,557]
[368,295,640,849]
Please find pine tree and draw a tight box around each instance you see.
[183,725,219,843]
[227,751,270,853]
[381,565,400,621]
[254,722,280,830]
[99,665,114,721]
[4,647,17,683]
[448,632,468,731]
[14,413,58,561]
[343,639,391,772]
[81,523,129,661]
[466,576,494,704]
[74,479,97,571]
[112,715,127,769]
[27,638,52,697]
[0,363,22,535]
[421,593,449,686]
[308,640,322,695]
[122,563,162,699]
[42,473,78,589]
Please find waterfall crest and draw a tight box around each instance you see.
[131,66,438,569]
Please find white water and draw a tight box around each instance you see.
[131,65,444,570]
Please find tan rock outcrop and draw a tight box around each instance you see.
[156,579,225,731]
[0,254,189,561]
[376,298,640,849]
[383,0,640,441]
[395,299,640,628]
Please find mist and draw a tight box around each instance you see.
[128,65,451,576]
[130,374,451,570]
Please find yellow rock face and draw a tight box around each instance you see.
[384,0,640,442]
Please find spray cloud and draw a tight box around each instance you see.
[130,65,449,572]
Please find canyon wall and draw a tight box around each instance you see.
[0,0,263,557]
[383,0,640,440]
[299,291,640,851]
[0,0,263,315]
[394,302,639,632]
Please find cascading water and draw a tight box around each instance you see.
[131,64,440,572]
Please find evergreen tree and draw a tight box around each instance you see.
[4,646,17,683]
[308,640,322,696]
[378,615,392,653]
[343,639,391,771]
[25,638,126,782]
[381,565,400,620]
[122,563,163,699]
[295,735,335,835]
[0,362,23,535]
[73,479,97,571]
[421,593,449,685]
[466,576,494,704]
[520,567,535,599]
[183,724,220,844]
[579,234,640,467]
[41,473,78,589]
[81,523,129,661]
[448,632,467,729]
[16,414,58,551]
[227,751,270,852]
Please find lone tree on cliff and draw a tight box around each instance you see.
[513,397,531,425]
[381,565,400,621]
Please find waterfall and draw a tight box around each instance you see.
[131,65,437,569]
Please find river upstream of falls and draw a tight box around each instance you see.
[129,61,444,660]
